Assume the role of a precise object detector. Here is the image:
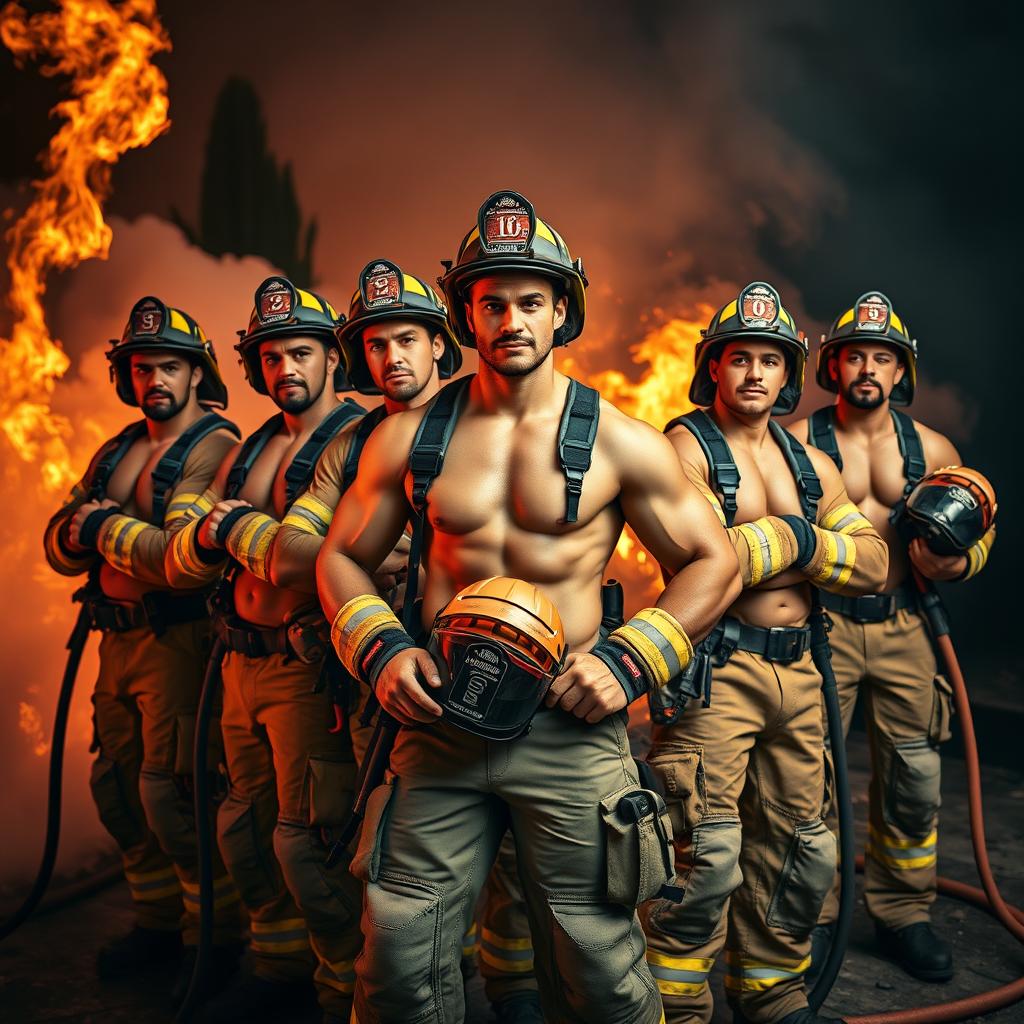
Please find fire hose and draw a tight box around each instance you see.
[817,572,1024,1023]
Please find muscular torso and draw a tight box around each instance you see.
[232,428,325,627]
[417,383,623,651]
[99,435,177,602]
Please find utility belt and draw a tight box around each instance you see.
[74,586,208,637]
[818,583,917,624]
[211,605,333,665]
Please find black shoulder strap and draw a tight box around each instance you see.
[558,380,600,524]
[891,409,926,499]
[670,410,741,527]
[284,398,366,508]
[88,420,148,500]
[225,414,283,500]
[769,421,823,524]
[401,376,473,632]
[342,405,388,493]
[808,406,843,471]
[151,413,242,523]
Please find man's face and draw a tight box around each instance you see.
[362,320,443,402]
[259,335,337,412]
[831,342,905,409]
[465,273,567,378]
[129,351,199,421]
[710,340,789,417]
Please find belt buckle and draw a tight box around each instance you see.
[854,594,893,623]
[765,627,802,664]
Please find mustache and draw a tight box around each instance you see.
[493,333,535,347]
[144,389,172,400]
[275,378,308,391]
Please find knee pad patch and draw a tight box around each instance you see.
[273,820,360,932]
[885,737,941,838]
[216,789,281,908]
[90,755,146,852]
[304,756,356,828]
[767,818,837,936]
[139,770,194,860]
[649,819,742,945]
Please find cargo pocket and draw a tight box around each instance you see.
[305,757,357,828]
[767,819,837,936]
[90,756,146,852]
[600,784,674,907]
[929,676,954,745]
[647,744,706,834]
[351,780,395,884]
[885,738,941,837]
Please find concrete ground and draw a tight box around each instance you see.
[0,730,1021,1023]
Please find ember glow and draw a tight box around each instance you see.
[0,0,170,492]
[563,313,711,599]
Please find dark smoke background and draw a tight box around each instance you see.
[1,1,1020,879]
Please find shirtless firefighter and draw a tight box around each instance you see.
[791,292,995,984]
[267,258,543,1022]
[645,282,889,1024]
[165,277,365,1023]
[43,298,242,995]
[317,190,741,1023]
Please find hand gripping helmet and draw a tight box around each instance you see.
[817,291,918,406]
[429,577,568,741]
[106,296,229,409]
[690,281,807,415]
[438,190,588,348]
[336,259,463,395]
[903,466,996,555]
[235,276,351,395]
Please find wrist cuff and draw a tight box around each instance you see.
[591,640,649,703]
[79,507,121,549]
[780,514,816,567]
[331,595,416,686]
[216,506,255,547]
[600,607,693,699]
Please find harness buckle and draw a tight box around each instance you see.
[764,626,808,664]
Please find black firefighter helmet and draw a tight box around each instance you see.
[438,190,588,349]
[106,296,229,409]
[690,282,807,415]
[235,276,351,395]
[903,466,996,555]
[336,259,462,395]
[817,291,918,406]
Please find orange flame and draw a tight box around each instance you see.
[18,701,50,757]
[564,311,712,599]
[0,0,170,493]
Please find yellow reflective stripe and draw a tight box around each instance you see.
[868,825,937,869]
[331,595,402,675]
[614,623,672,685]
[251,937,312,954]
[169,517,220,579]
[101,515,149,574]
[480,927,531,951]
[252,917,306,933]
[736,519,784,585]
[534,219,557,246]
[231,512,280,580]
[282,493,334,536]
[890,310,905,334]
[402,274,428,297]
[250,916,310,954]
[612,608,694,688]
[646,951,714,972]
[723,953,810,991]
[165,491,204,526]
[836,308,855,328]
[180,875,240,910]
[478,946,535,974]
[168,309,189,333]
[654,977,707,996]
[125,865,182,901]
[297,288,320,310]
[319,956,356,993]
[633,608,694,672]
[964,529,994,579]
[45,524,92,574]
[813,529,856,592]
[821,501,872,535]
[719,299,737,322]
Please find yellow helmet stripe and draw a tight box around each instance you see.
[297,288,320,310]
[836,308,855,329]
[402,275,428,297]
[168,309,190,334]
[720,299,738,322]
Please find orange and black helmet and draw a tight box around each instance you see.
[817,291,918,406]
[336,259,462,395]
[429,576,567,741]
[690,281,806,415]
[235,276,351,395]
[438,190,588,349]
[904,466,996,555]
[106,296,228,409]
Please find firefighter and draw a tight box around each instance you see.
[43,297,242,997]
[790,292,995,984]
[316,190,741,1023]
[644,282,889,1024]
[165,277,365,1023]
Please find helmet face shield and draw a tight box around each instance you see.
[428,576,567,741]
[904,466,997,555]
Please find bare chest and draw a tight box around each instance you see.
[726,444,806,524]
[105,437,176,522]
[236,433,309,517]
[834,429,908,521]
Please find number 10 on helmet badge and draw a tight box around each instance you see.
[480,191,535,254]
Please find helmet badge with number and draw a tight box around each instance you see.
[856,292,891,332]
[479,191,535,254]
[739,282,780,328]
[361,260,403,309]
[258,279,294,324]
[131,298,162,336]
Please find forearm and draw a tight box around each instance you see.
[165,515,225,588]
[727,516,801,588]
[317,545,383,624]
[223,510,281,583]
[267,527,323,592]
[44,507,95,576]
[658,544,742,643]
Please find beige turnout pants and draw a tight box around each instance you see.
[349,707,664,1024]
[818,606,953,929]
[642,649,833,1024]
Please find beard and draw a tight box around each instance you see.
[477,333,552,378]
[844,378,886,410]
[383,374,429,403]
[273,376,323,412]
[141,389,188,421]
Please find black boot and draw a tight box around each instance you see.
[170,942,244,1007]
[494,993,544,1023]
[96,925,182,980]
[804,922,837,992]
[192,972,317,1023]
[875,920,953,982]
